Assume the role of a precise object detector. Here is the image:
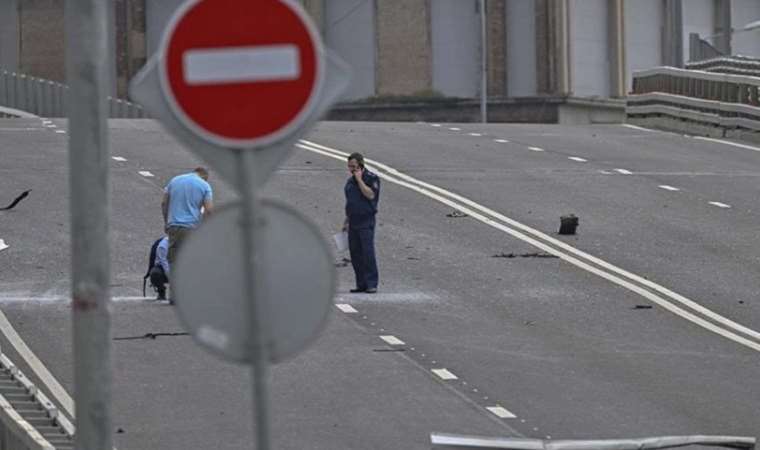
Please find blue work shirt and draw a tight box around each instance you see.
[155,236,170,275]
[345,170,380,229]
[165,173,213,228]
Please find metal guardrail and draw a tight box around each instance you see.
[0,69,147,119]
[628,66,760,135]
[0,349,74,450]
[686,56,760,77]
[431,433,756,450]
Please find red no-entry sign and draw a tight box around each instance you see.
[159,0,324,148]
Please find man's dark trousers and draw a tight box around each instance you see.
[348,226,378,290]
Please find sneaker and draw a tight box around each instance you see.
[365,288,377,294]
[350,288,366,293]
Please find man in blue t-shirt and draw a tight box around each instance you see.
[162,167,214,291]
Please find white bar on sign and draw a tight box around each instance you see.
[183,45,301,85]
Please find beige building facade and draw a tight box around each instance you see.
[0,0,759,101]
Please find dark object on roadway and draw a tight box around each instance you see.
[0,190,31,211]
[633,305,653,309]
[446,211,468,218]
[492,252,558,258]
[334,257,351,268]
[558,214,578,235]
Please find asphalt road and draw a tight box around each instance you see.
[0,118,758,449]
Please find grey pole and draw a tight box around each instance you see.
[480,0,488,123]
[66,1,113,449]
[237,150,272,450]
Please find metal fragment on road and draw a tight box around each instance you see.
[379,335,405,346]
[486,406,516,419]
[335,304,357,313]
[432,368,458,380]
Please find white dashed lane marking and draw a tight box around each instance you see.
[486,406,517,419]
[468,133,482,137]
[568,156,587,162]
[614,168,633,174]
[528,146,544,152]
[432,368,458,380]
[431,124,441,127]
[449,127,461,131]
[658,185,680,191]
[709,201,731,209]
[138,171,154,178]
[494,139,509,143]
[54,130,66,134]
[335,303,357,313]
[112,156,127,162]
[379,335,405,346]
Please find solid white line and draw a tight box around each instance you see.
[468,133,482,137]
[614,168,633,175]
[449,127,461,131]
[112,156,127,162]
[658,185,680,191]
[486,406,517,419]
[0,239,8,251]
[528,146,544,152]
[709,201,731,208]
[138,171,154,177]
[621,123,659,133]
[693,136,760,153]
[494,139,509,143]
[568,157,587,162]
[335,303,357,313]
[432,368,458,380]
[379,335,405,346]
[0,310,74,416]
[297,139,760,351]
[183,44,300,85]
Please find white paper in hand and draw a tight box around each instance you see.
[333,231,348,253]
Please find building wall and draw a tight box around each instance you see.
[625,0,662,91]
[569,0,609,96]
[18,0,65,82]
[0,0,19,72]
[325,0,376,100]
[506,0,537,96]
[376,0,431,96]
[731,0,760,57]
[431,0,480,98]
[682,0,713,58]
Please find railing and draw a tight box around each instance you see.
[431,433,756,450]
[686,56,760,77]
[627,66,760,134]
[0,69,147,119]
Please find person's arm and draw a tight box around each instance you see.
[202,197,214,217]
[353,168,375,200]
[161,192,170,226]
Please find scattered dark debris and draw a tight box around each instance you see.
[1,190,31,211]
[334,257,351,268]
[305,161,312,164]
[405,246,414,249]
[407,256,420,261]
[372,348,405,352]
[739,300,745,304]
[492,252,558,259]
[524,320,536,326]
[116,428,125,434]
[446,211,468,218]
[632,305,653,310]
[113,332,189,341]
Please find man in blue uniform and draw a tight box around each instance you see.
[343,153,380,293]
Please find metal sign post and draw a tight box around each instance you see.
[129,1,352,448]
[237,149,272,449]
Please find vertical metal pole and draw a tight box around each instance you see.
[66,0,113,449]
[237,150,271,450]
[480,0,488,123]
